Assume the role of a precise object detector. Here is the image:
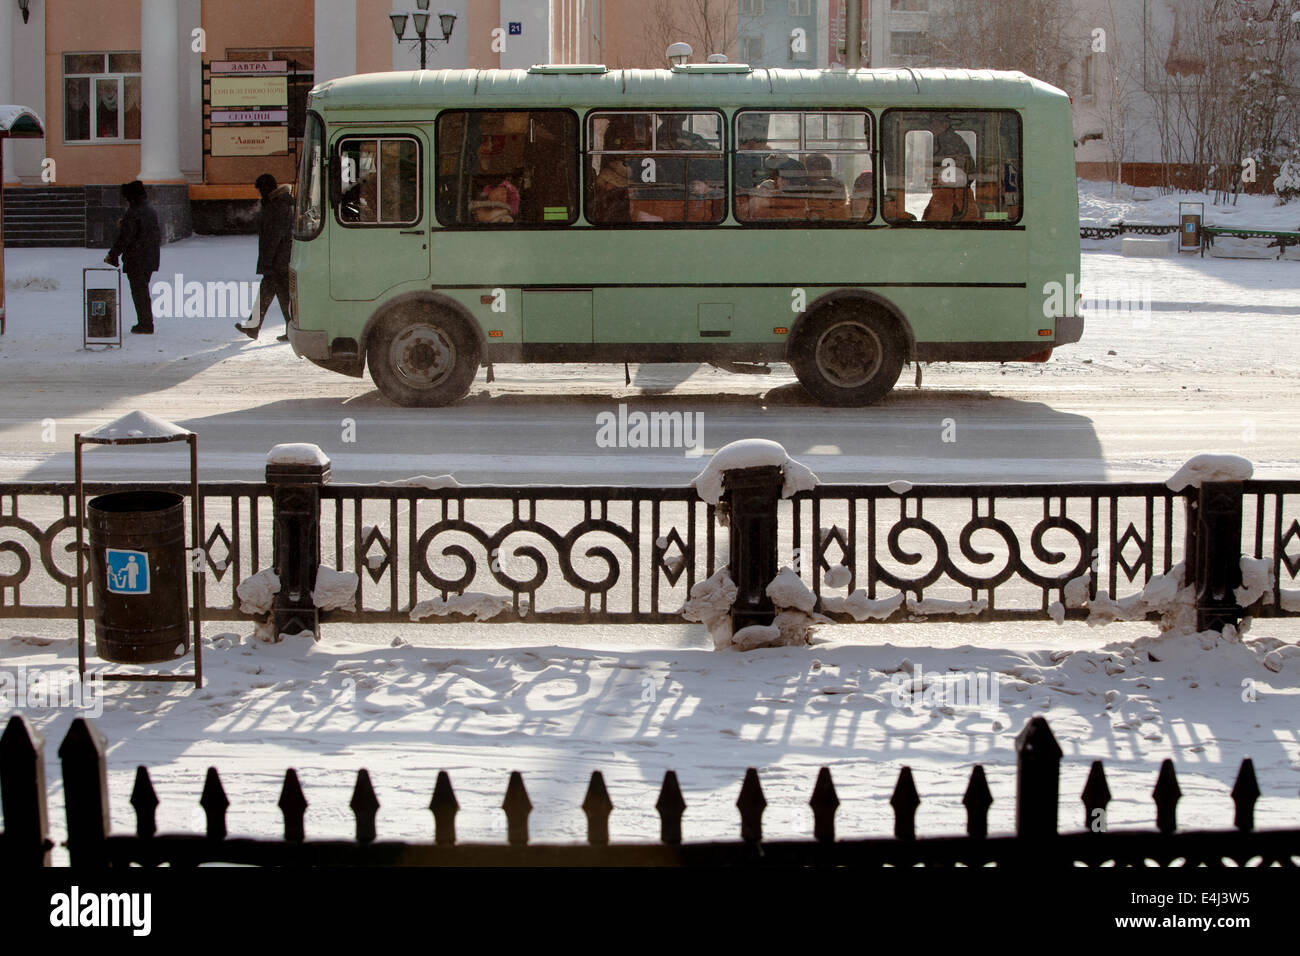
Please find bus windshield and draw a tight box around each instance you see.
[295,111,323,240]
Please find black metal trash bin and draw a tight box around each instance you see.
[86,490,190,664]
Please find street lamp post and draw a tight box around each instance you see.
[389,1,457,70]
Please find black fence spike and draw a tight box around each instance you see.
[655,770,686,845]
[891,766,920,841]
[737,767,767,844]
[0,714,50,866]
[1230,758,1260,833]
[429,771,459,845]
[1081,760,1112,833]
[199,767,229,841]
[130,766,158,839]
[349,769,379,844]
[278,769,308,844]
[502,771,532,846]
[962,765,993,840]
[582,771,614,846]
[809,767,839,844]
[1015,716,1062,839]
[57,717,109,865]
[1153,759,1182,835]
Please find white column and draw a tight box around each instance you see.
[314,0,357,85]
[0,1,16,186]
[139,0,185,182]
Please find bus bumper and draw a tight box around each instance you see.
[1055,315,1084,346]
[288,325,365,378]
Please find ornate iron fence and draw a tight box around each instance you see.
[2,713,1296,867]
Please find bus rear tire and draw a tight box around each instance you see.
[790,304,905,406]
[367,306,481,407]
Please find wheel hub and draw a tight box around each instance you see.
[392,325,454,387]
[816,320,883,389]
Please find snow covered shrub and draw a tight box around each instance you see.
[1274,158,1300,204]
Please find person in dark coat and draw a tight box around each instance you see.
[236,173,295,341]
[104,180,161,334]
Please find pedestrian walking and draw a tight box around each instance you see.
[103,180,161,334]
[236,173,295,341]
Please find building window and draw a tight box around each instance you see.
[889,31,929,57]
[586,111,725,225]
[741,0,766,15]
[789,0,812,15]
[337,136,422,227]
[436,111,579,227]
[880,110,1023,225]
[734,111,874,224]
[1081,54,1095,98]
[64,53,141,143]
[891,0,928,10]
[741,36,764,63]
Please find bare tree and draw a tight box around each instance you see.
[927,0,1083,87]
[638,0,738,68]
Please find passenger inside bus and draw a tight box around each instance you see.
[470,177,520,223]
[922,115,979,222]
[851,168,874,219]
[340,171,378,223]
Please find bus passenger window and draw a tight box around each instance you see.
[336,137,419,227]
[435,110,579,227]
[881,110,1022,225]
[734,111,870,224]
[586,111,724,225]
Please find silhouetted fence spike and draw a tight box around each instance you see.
[962,765,992,840]
[430,771,459,846]
[1231,759,1259,833]
[1,714,50,866]
[58,717,109,865]
[737,768,766,844]
[655,770,686,846]
[502,771,532,846]
[278,769,307,844]
[891,767,920,841]
[349,769,379,844]
[1153,759,1182,835]
[1015,716,1062,839]
[582,771,614,846]
[809,767,839,844]
[1081,760,1111,833]
[130,766,158,839]
[200,767,229,841]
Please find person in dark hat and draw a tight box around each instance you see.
[236,173,296,341]
[104,180,161,334]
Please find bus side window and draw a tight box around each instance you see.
[734,111,870,225]
[336,137,419,227]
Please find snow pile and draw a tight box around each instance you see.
[375,475,462,489]
[906,596,989,617]
[689,439,818,505]
[312,566,359,612]
[766,568,816,612]
[266,443,330,467]
[823,590,905,621]
[1235,556,1274,609]
[1067,565,1198,636]
[680,567,738,649]
[4,276,57,292]
[236,568,280,615]
[1165,454,1253,492]
[81,409,191,441]
[824,564,853,589]
[409,592,512,622]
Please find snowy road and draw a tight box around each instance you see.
[1,238,1298,485]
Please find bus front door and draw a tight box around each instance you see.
[329,131,431,301]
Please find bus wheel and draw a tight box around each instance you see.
[368,307,480,407]
[790,304,904,406]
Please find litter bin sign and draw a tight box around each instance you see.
[1179,202,1204,253]
[87,490,190,664]
[83,267,122,347]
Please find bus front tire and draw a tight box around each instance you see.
[367,309,481,407]
[790,305,905,406]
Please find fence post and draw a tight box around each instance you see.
[1015,716,1061,842]
[0,714,51,866]
[722,464,783,633]
[1183,480,1244,633]
[267,445,330,637]
[58,717,110,866]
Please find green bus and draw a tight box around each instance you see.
[287,65,1082,407]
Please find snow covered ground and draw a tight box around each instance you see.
[1,180,1298,861]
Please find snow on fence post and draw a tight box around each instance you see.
[722,464,783,634]
[266,444,331,638]
[1015,716,1062,842]
[1169,455,1253,634]
[0,714,52,867]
